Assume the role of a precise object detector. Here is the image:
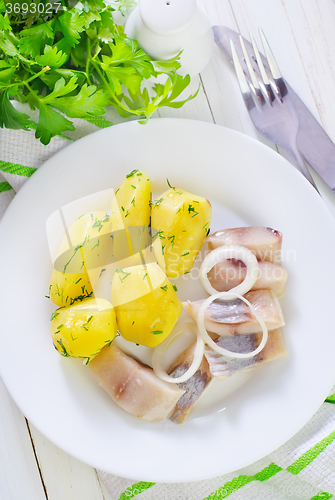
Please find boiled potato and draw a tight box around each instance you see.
[50,298,117,360]
[50,211,112,307]
[151,188,211,278]
[111,170,151,255]
[111,262,182,348]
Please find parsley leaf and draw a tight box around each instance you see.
[0,0,197,143]
[56,10,86,48]
[49,84,109,118]
[35,45,67,69]
[0,90,35,130]
[35,102,75,145]
[19,24,54,58]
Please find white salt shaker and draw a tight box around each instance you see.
[124,0,214,77]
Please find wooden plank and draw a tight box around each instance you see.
[28,423,106,500]
[223,0,335,141]
[196,0,277,153]
[156,75,214,123]
[0,380,46,500]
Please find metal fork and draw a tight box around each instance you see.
[230,29,317,189]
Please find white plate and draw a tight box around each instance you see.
[1,119,335,483]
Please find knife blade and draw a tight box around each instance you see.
[213,25,335,192]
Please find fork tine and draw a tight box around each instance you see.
[259,28,288,99]
[249,31,275,104]
[259,28,281,79]
[239,35,260,92]
[230,40,256,110]
[230,40,250,96]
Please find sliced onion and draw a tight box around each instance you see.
[196,292,268,359]
[152,322,205,384]
[200,245,259,296]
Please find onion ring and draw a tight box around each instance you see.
[200,245,259,296]
[152,322,205,384]
[196,292,268,359]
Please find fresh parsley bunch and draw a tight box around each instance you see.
[0,0,198,144]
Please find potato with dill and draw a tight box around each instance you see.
[111,263,182,348]
[111,170,151,255]
[51,298,117,361]
[49,211,112,307]
[151,187,212,278]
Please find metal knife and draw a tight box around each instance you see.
[213,25,335,192]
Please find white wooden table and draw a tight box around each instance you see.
[1,1,335,499]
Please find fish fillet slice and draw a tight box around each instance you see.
[206,227,282,263]
[208,259,287,297]
[183,289,285,336]
[204,328,287,379]
[168,343,213,424]
[89,342,184,422]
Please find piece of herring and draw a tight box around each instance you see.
[89,342,184,422]
[206,226,282,264]
[183,289,285,336]
[207,259,287,297]
[168,342,213,424]
[204,328,287,379]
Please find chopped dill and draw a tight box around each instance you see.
[126,169,139,178]
[56,339,70,357]
[116,269,131,282]
[82,315,93,330]
[154,197,163,207]
[160,285,168,291]
[172,284,178,292]
[167,235,175,246]
[152,330,163,335]
[188,204,198,217]
[50,311,59,321]
[167,178,174,189]
[75,278,82,284]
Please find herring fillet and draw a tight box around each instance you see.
[168,343,213,424]
[183,289,285,335]
[208,259,287,297]
[204,328,287,379]
[206,226,282,263]
[89,342,184,422]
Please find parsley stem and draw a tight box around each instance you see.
[0,66,49,91]
[22,81,40,103]
[90,60,143,117]
[86,38,92,86]
[24,66,50,85]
